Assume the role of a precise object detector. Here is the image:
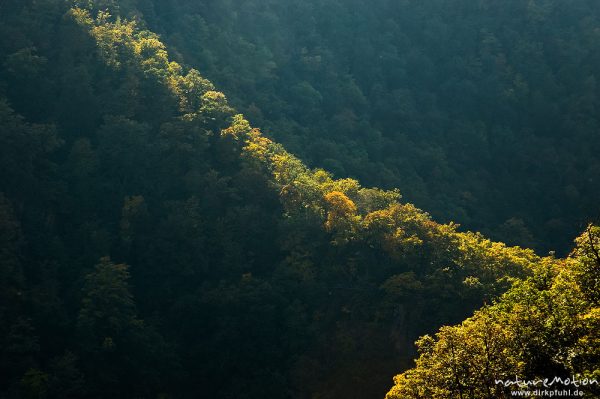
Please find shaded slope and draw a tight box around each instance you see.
[0,2,583,398]
[141,0,600,254]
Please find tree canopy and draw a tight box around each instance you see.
[0,1,598,398]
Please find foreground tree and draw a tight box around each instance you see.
[386,226,600,399]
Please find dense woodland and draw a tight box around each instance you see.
[138,0,600,254]
[0,1,598,398]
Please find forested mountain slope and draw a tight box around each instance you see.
[0,1,598,399]
[139,0,600,254]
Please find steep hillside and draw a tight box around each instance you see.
[0,1,596,399]
[140,0,600,253]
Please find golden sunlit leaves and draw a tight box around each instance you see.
[221,114,252,141]
[387,226,600,399]
[323,191,358,238]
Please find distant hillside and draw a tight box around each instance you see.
[141,0,600,254]
[0,1,597,398]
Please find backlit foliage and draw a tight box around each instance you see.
[0,2,597,398]
[386,231,600,398]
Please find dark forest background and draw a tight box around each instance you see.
[141,0,600,254]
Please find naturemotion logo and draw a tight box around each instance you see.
[495,375,598,397]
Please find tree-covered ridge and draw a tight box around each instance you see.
[239,111,539,295]
[140,0,600,253]
[386,225,600,399]
[0,1,596,398]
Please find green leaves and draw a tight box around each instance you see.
[386,226,600,399]
[77,257,138,345]
[571,225,600,305]
[2,2,598,398]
